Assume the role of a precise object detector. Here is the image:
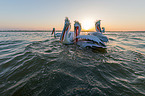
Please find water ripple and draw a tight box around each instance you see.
[0,32,145,96]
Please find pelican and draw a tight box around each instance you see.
[60,17,107,49]
[88,20,108,42]
[51,28,61,37]
[95,20,105,33]
[60,17,74,44]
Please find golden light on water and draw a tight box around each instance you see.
[81,18,94,31]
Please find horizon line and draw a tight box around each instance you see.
[0,30,145,32]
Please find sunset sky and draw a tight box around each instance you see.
[0,0,145,31]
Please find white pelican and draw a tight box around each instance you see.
[60,17,75,44]
[51,28,61,37]
[60,17,107,49]
[88,20,108,42]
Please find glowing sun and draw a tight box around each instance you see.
[81,18,94,31]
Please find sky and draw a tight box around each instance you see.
[0,0,145,31]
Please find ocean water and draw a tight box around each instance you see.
[0,32,145,96]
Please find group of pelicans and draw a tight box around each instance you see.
[51,17,109,49]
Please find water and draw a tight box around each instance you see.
[0,32,145,96]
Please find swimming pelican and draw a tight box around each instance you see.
[60,17,107,49]
[51,28,61,37]
[75,21,106,48]
[95,20,105,33]
[88,20,108,42]
[60,17,74,44]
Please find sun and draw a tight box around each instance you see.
[81,18,94,31]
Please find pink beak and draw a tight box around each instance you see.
[75,26,79,42]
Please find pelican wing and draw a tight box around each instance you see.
[77,41,107,48]
[76,35,105,44]
[88,32,108,42]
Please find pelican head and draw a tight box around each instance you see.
[102,27,105,33]
[95,20,101,32]
[74,21,81,42]
[95,20,101,25]
[60,17,71,43]
[51,28,55,35]
[64,17,70,25]
[74,21,81,34]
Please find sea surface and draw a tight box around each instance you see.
[0,31,145,96]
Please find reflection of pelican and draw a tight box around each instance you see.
[51,28,61,37]
[88,20,108,42]
[60,17,107,49]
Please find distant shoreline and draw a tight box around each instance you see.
[0,30,145,33]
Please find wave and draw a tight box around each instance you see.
[0,32,145,96]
